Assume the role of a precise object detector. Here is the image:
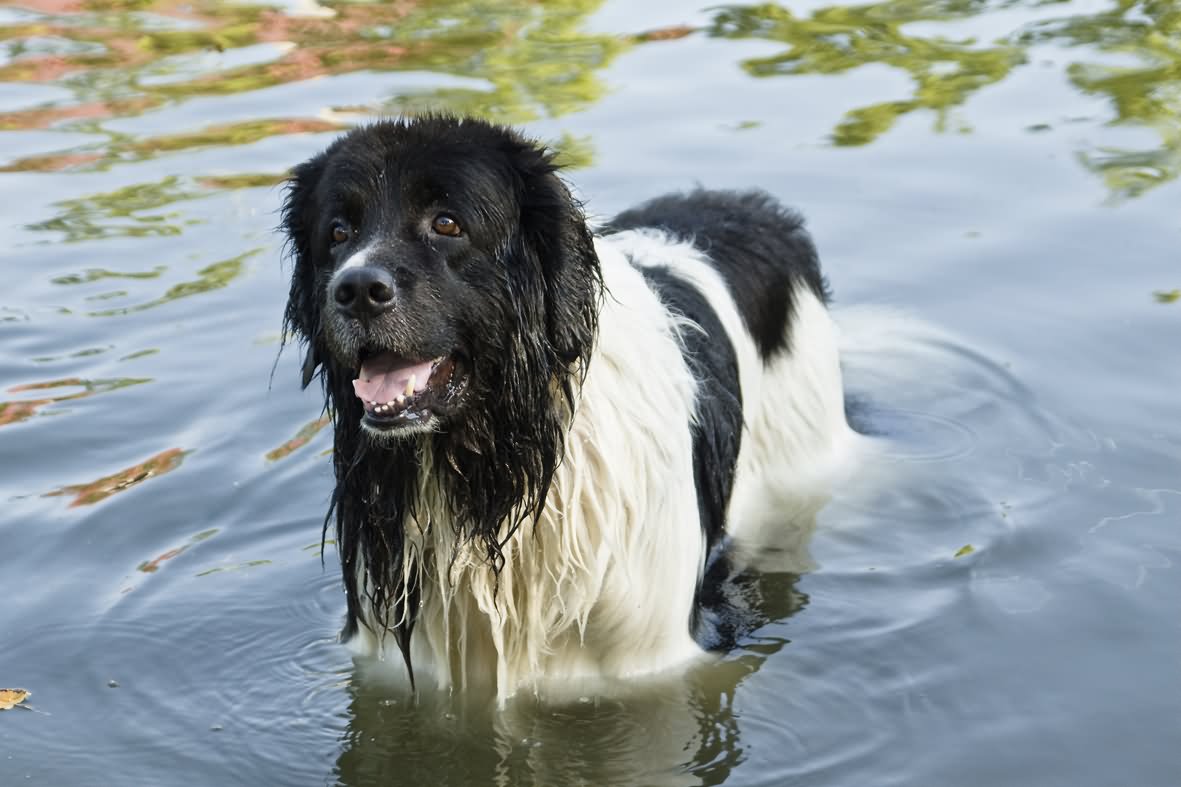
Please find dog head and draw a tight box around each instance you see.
[280,116,601,443]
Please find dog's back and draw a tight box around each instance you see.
[601,189,853,545]
[605,188,829,357]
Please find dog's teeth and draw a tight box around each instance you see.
[396,395,405,405]
[385,400,395,407]
[405,374,416,397]
[376,405,386,413]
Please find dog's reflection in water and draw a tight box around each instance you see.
[335,522,811,787]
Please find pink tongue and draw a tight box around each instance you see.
[352,353,435,404]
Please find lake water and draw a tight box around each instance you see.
[1,0,1178,785]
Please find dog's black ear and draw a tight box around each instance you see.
[281,155,327,384]
[280,155,325,340]
[515,153,602,370]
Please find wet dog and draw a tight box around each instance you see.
[280,116,854,700]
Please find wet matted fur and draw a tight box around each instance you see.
[280,116,855,700]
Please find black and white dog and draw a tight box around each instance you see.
[281,116,857,700]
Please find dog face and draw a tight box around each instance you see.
[280,117,600,442]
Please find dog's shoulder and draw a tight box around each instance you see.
[601,188,827,361]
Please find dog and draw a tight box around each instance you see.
[280,116,856,700]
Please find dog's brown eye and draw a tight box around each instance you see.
[331,222,351,245]
[431,214,461,237]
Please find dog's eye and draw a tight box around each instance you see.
[431,214,461,237]
[330,222,351,245]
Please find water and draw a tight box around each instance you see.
[1,0,1178,784]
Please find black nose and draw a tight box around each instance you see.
[333,266,395,318]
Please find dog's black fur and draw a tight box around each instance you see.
[606,190,827,359]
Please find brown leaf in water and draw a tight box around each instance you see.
[0,689,30,711]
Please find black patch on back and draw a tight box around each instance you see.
[605,189,828,360]
[636,264,744,644]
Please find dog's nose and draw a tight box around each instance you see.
[333,267,395,318]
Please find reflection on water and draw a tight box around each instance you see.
[1,1,1179,786]
[0,0,1177,196]
[137,527,217,573]
[1019,0,1181,198]
[265,414,330,462]
[0,0,628,156]
[1,375,150,428]
[28,177,262,241]
[706,0,1181,195]
[86,252,258,315]
[708,3,1023,146]
[0,117,342,172]
[45,446,187,507]
[52,266,166,285]
[0,396,44,426]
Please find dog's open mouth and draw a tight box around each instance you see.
[352,349,466,429]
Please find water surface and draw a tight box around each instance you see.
[1,0,1178,785]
